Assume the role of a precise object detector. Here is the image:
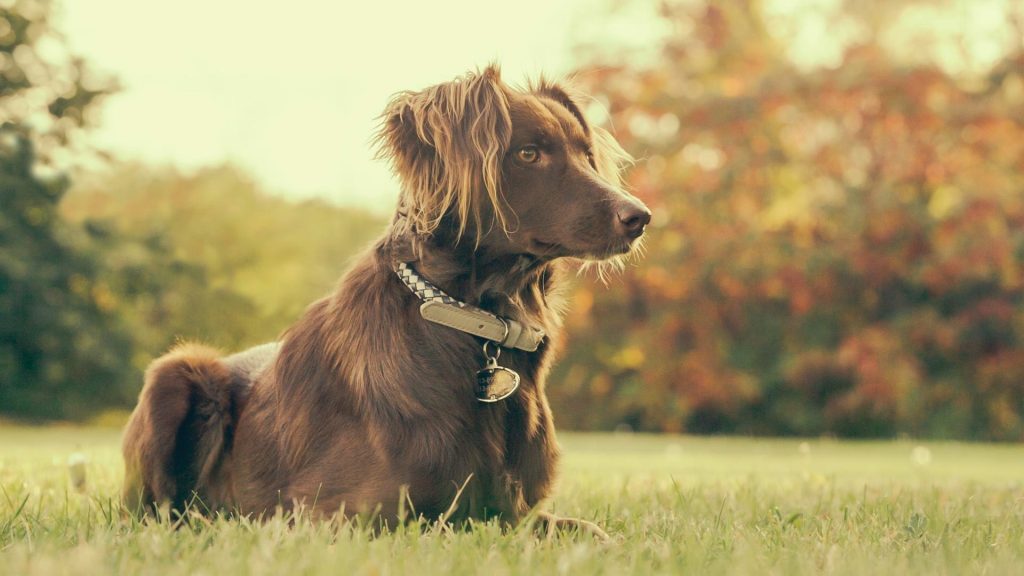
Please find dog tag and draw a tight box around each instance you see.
[476,345,520,403]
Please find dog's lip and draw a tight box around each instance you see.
[614,241,634,254]
[530,237,636,260]
[593,240,634,259]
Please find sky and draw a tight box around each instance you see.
[57,0,1016,212]
[58,0,663,212]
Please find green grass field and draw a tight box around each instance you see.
[2,426,1023,575]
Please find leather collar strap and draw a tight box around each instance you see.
[395,261,545,352]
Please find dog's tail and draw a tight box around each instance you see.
[122,343,238,516]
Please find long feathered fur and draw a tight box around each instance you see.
[374,65,514,243]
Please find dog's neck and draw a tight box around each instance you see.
[386,224,553,317]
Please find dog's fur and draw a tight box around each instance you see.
[122,66,650,533]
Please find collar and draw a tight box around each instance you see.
[395,261,546,352]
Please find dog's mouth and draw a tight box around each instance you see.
[530,237,638,260]
[590,239,636,260]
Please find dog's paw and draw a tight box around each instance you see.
[534,511,611,542]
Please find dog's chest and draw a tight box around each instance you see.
[459,357,550,516]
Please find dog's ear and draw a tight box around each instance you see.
[376,65,512,241]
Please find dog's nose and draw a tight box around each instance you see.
[615,203,652,239]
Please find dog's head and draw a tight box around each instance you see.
[376,65,650,262]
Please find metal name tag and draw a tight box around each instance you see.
[475,347,520,403]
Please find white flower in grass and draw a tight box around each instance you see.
[68,451,88,491]
[911,445,932,467]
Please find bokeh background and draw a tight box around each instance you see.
[3,0,1024,440]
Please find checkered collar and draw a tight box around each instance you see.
[396,261,469,309]
[394,261,546,352]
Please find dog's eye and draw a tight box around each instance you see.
[516,145,540,164]
[585,148,596,168]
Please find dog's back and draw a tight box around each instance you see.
[121,342,277,515]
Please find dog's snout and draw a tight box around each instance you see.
[615,201,652,239]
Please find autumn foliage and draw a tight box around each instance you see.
[551,1,1024,440]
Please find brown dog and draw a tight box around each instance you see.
[121,66,650,536]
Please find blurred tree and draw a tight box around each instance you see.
[62,163,385,358]
[0,0,135,418]
[555,0,1024,440]
[0,2,384,420]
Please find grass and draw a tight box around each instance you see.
[1,426,1023,575]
